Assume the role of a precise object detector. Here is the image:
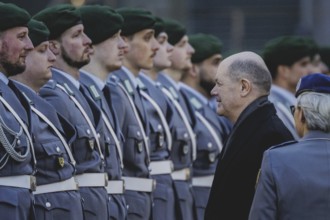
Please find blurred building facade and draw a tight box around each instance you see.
[4,0,330,56]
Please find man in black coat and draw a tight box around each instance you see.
[204,51,294,220]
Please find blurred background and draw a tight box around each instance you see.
[4,0,330,56]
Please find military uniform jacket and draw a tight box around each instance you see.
[80,71,122,181]
[205,96,294,220]
[157,72,194,170]
[0,79,33,176]
[39,69,103,174]
[138,73,171,161]
[14,81,76,185]
[249,131,330,220]
[106,70,150,178]
[179,83,231,177]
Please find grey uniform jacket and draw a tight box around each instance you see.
[249,130,330,220]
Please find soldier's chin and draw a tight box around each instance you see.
[2,63,25,77]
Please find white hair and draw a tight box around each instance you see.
[297,92,330,132]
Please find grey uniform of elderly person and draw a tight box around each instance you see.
[0,3,35,220]
[249,73,330,220]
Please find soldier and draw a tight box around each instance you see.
[262,36,312,139]
[78,5,127,219]
[0,3,35,220]
[157,18,196,220]
[180,33,232,220]
[138,16,177,220]
[10,19,84,220]
[34,5,109,219]
[106,8,158,219]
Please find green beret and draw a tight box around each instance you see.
[0,3,31,31]
[189,33,222,63]
[28,19,49,47]
[79,5,123,45]
[33,4,81,40]
[116,7,155,36]
[163,19,186,45]
[304,38,319,59]
[262,36,311,79]
[154,16,165,37]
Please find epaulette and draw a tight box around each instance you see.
[88,85,101,101]
[109,75,120,85]
[269,140,298,150]
[189,97,202,110]
[43,79,57,89]
[136,78,147,90]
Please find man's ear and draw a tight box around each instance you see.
[298,107,306,123]
[277,65,290,80]
[49,40,60,56]
[190,64,199,77]
[240,78,251,97]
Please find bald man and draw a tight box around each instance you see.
[205,52,294,220]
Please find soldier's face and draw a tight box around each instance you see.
[287,56,310,91]
[0,27,33,77]
[123,29,159,72]
[169,35,195,72]
[24,41,56,88]
[93,30,127,72]
[211,61,241,122]
[153,32,173,71]
[198,53,223,95]
[60,24,93,69]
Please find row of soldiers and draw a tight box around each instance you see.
[0,2,231,220]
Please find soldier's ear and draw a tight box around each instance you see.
[49,40,60,56]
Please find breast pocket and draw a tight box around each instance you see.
[41,140,66,171]
[74,124,95,155]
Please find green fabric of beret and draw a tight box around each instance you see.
[163,19,186,45]
[28,19,49,47]
[116,7,155,36]
[189,33,222,63]
[79,5,123,45]
[262,36,311,79]
[33,4,81,40]
[154,16,165,37]
[0,3,31,31]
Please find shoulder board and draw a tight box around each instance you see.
[124,80,134,95]
[136,78,146,90]
[88,85,101,100]
[63,83,74,96]
[43,79,57,89]
[269,140,298,150]
[190,97,202,110]
[109,75,120,84]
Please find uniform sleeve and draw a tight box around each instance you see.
[248,149,278,220]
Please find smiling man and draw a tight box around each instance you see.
[205,51,294,220]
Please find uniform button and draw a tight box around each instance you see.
[157,124,162,131]
[207,142,213,148]
[87,129,91,135]
[45,202,51,208]
[17,139,21,145]
[56,147,61,153]
[182,145,189,155]
[209,153,216,163]
[107,137,110,142]
[184,133,188,139]
[97,133,101,139]
[137,131,141,137]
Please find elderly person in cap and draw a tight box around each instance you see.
[0,3,35,220]
[10,19,84,220]
[179,33,232,220]
[34,4,109,220]
[249,73,330,220]
[78,5,128,219]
